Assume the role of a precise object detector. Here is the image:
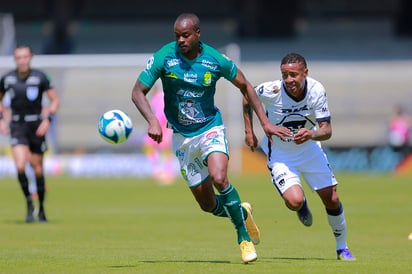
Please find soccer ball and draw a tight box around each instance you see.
[98,109,133,144]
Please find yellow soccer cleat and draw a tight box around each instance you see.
[239,240,257,263]
[241,202,261,245]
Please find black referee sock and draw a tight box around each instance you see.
[17,172,31,203]
[36,176,46,208]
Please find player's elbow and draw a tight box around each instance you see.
[322,130,332,140]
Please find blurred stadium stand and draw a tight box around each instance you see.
[1,0,411,58]
[1,0,412,175]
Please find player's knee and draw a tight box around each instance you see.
[285,197,305,211]
[16,165,26,174]
[209,172,227,186]
[283,187,305,210]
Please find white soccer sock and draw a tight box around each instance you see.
[327,212,347,251]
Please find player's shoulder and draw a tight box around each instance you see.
[201,42,233,62]
[30,68,45,75]
[1,69,17,79]
[306,77,325,93]
[146,42,178,70]
[29,68,50,81]
[255,80,282,96]
[152,41,177,59]
[158,41,176,51]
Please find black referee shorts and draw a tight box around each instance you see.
[9,121,48,154]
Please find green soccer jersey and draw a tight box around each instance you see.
[138,41,237,137]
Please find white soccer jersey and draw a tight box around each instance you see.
[256,77,331,152]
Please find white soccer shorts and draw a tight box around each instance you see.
[172,125,229,188]
[267,142,338,194]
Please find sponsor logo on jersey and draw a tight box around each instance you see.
[205,131,219,139]
[275,172,287,182]
[4,76,17,87]
[184,73,197,83]
[203,71,212,86]
[201,60,217,70]
[26,76,40,85]
[209,138,221,145]
[281,105,309,113]
[167,58,179,67]
[176,89,204,97]
[166,72,178,79]
[176,149,185,161]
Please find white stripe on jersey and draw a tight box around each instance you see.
[256,76,330,151]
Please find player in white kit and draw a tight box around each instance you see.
[242,53,355,261]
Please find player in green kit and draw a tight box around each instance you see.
[131,13,290,263]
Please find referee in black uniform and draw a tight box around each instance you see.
[0,45,59,223]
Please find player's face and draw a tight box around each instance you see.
[14,47,33,74]
[281,62,308,99]
[174,19,200,59]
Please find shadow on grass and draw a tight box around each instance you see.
[109,256,332,268]
[109,260,232,268]
[261,256,332,261]
[4,219,53,225]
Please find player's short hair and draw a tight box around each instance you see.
[175,13,200,31]
[281,53,307,68]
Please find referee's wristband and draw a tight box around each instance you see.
[42,113,54,122]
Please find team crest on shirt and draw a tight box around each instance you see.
[272,86,280,93]
[26,86,39,101]
[203,71,212,86]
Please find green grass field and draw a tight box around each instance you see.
[0,172,411,273]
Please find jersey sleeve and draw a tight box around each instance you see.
[205,44,237,81]
[41,72,52,91]
[254,83,265,102]
[138,48,167,88]
[311,82,331,122]
[255,81,281,103]
[219,54,237,81]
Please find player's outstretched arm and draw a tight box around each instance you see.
[242,96,258,151]
[131,81,163,144]
[232,70,291,142]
